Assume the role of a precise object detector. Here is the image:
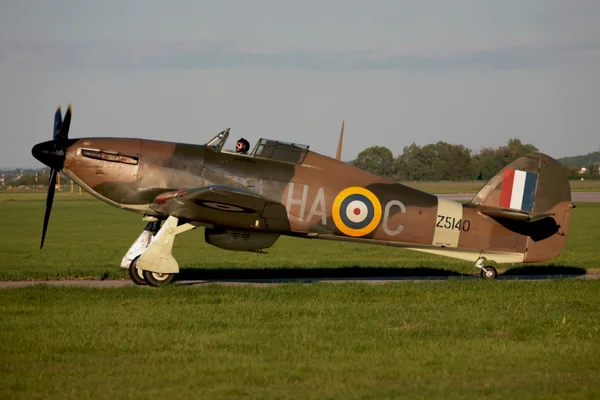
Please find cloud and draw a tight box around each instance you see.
[1,40,599,72]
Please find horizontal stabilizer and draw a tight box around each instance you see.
[479,206,554,223]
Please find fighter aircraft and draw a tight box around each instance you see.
[32,105,574,286]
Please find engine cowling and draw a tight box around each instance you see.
[204,228,280,251]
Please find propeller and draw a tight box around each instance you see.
[32,104,72,249]
[41,169,58,249]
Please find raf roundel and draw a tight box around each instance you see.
[332,187,383,237]
[196,200,255,213]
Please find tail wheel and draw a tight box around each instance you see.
[128,256,147,286]
[480,266,498,280]
[143,270,176,287]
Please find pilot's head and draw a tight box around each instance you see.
[236,138,250,154]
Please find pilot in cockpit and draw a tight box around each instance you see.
[236,138,250,155]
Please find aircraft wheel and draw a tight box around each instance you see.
[480,266,497,280]
[143,270,176,287]
[128,256,147,286]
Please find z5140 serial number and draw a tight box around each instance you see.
[436,215,471,232]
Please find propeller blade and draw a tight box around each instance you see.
[56,103,71,140]
[53,107,62,140]
[40,169,57,249]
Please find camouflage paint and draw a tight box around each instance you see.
[54,134,572,265]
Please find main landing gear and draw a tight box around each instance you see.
[475,257,497,280]
[142,269,177,286]
[128,256,147,285]
[121,220,161,286]
[121,216,200,287]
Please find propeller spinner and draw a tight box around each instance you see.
[31,104,72,249]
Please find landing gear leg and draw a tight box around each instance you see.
[135,216,199,287]
[475,257,497,280]
[121,220,162,285]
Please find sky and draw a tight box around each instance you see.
[1,0,599,168]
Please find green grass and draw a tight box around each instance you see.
[1,282,599,399]
[0,196,598,280]
[1,195,600,398]
[0,190,93,201]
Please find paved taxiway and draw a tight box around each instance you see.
[1,274,598,288]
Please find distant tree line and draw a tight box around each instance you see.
[7,175,41,186]
[352,139,599,181]
[1,172,74,188]
[558,151,600,167]
[353,138,537,181]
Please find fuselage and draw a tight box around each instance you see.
[52,136,569,265]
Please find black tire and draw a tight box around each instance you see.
[128,256,147,286]
[143,269,176,287]
[480,266,497,280]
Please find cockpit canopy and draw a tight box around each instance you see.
[205,129,309,164]
[250,138,309,164]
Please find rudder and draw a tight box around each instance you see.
[470,152,571,213]
[469,152,573,263]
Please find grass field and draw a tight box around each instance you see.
[1,282,600,399]
[1,192,599,399]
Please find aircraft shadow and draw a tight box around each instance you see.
[176,265,587,284]
[502,265,587,279]
[178,266,464,283]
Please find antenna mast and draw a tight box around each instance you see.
[335,119,345,161]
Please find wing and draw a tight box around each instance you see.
[150,185,291,231]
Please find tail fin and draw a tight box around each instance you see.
[469,152,574,262]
